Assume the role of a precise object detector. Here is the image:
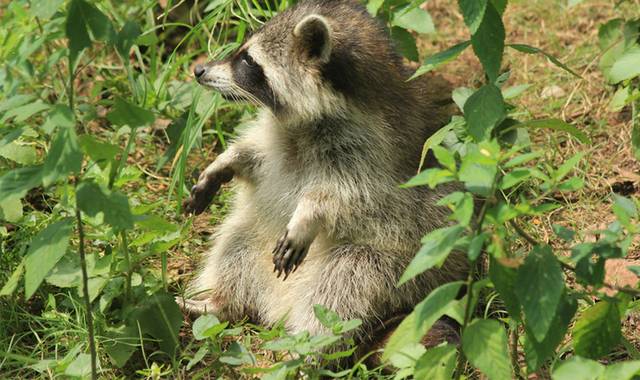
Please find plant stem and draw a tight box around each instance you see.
[121,231,132,302]
[510,326,523,379]
[454,197,491,379]
[76,208,97,380]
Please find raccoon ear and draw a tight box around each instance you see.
[293,14,332,63]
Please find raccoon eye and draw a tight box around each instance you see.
[241,53,256,67]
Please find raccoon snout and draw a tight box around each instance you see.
[194,64,206,78]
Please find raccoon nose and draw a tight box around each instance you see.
[194,65,206,78]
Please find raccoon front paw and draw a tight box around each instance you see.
[184,178,223,215]
[272,230,311,280]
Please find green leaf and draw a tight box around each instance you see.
[508,44,582,78]
[468,232,487,261]
[524,292,577,371]
[0,142,37,165]
[464,84,506,141]
[410,41,471,80]
[515,245,565,342]
[471,3,505,82]
[65,353,93,378]
[399,225,465,285]
[462,319,512,380]
[458,0,488,34]
[0,166,42,203]
[30,0,65,20]
[78,134,121,164]
[107,97,155,128]
[600,361,640,380]
[606,46,640,83]
[392,6,435,35]
[128,290,182,355]
[66,0,115,64]
[24,218,74,299]
[613,194,638,224]
[391,27,419,62]
[1,100,50,123]
[0,196,23,223]
[554,152,585,182]
[573,300,622,359]
[459,142,500,195]
[414,344,457,380]
[403,168,455,188]
[104,325,138,368]
[489,257,521,320]
[500,168,532,189]
[514,119,590,144]
[366,0,385,16]
[552,224,575,242]
[502,84,531,99]
[552,356,604,380]
[383,282,463,361]
[0,260,25,296]
[115,21,141,61]
[598,18,624,51]
[76,181,134,230]
[417,121,457,172]
[490,0,508,14]
[192,314,226,340]
[42,126,83,187]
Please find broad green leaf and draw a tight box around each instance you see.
[613,194,638,227]
[104,325,138,368]
[107,97,155,128]
[458,0,488,34]
[30,0,65,20]
[0,166,42,203]
[508,44,581,78]
[452,87,475,111]
[0,142,37,165]
[500,168,531,189]
[78,135,120,163]
[391,27,419,62]
[64,353,93,378]
[462,319,512,380]
[42,126,83,187]
[116,21,141,61]
[76,181,134,230]
[399,225,465,285]
[489,257,520,320]
[410,41,471,80]
[515,245,564,342]
[463,84,506,141]
[414,344,457,380]
[573,300,622,359]
[66,0,92,64]
[0,196,23,223]
[607,46,640,83]
[192,314,226,340]
[468,232,487,261]
[514,119,590,144]
[598,19,624,51]
[128,290,182,355]
[24,218,74,299]
[392,6,435,35]
[600,361,640,380]
[458,141,500,195]
[552,356,604,380]
[490,0,507,14]
[524,292,577,371]
[1,100,50,123]
[366,0,385,16]
[403,168,455,188]
[471,3,505,82]
[383,281,463,361]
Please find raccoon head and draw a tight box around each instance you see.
[194,10,342,120]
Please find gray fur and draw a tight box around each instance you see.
[185,0,468,344]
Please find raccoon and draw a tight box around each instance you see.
[181,0,467,347]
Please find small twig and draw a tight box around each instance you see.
[75,208,97,380]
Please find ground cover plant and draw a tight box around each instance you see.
[1,0,640,379]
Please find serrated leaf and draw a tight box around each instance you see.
[462,319,512,380]
[524,292,577,371]
[552,356,604,380]
[573,300,622,359]
[414,344,457,380]
[399,225,465,285]
[42,126,83,187]
[107,97,155,128]
[514,119,590,144]
[410,41,471,80]
[76,181,133,230]
[464,84,506,141]
[458,0,488,34]
[392,6,435,35]
[515,245,564,342]
[471,3,505,82]
[24,218,74,299]
[383,281,463,362]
